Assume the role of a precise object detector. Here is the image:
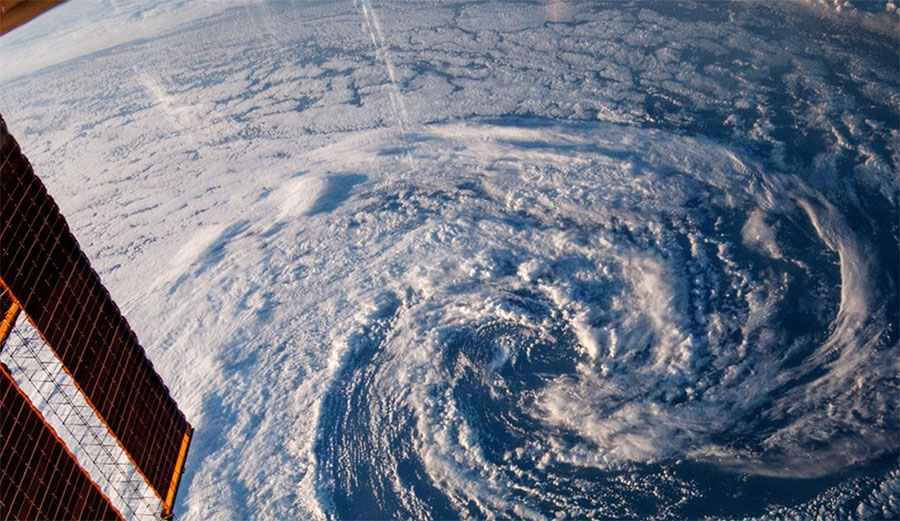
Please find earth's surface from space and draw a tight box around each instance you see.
[1,1,898,519]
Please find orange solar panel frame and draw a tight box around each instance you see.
[0,289,20,348]
[1,362,125,521]
[0,115,192,516]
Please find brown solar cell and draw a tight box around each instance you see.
[1,362,124,521]
[0,115,192,514]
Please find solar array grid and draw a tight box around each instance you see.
[0,115,192,507]
[1,362,124,521]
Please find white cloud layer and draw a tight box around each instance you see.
[1,1,897,520]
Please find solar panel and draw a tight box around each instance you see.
[0,115,192,515]
[1,362,124,521]
[0,1,70,36]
